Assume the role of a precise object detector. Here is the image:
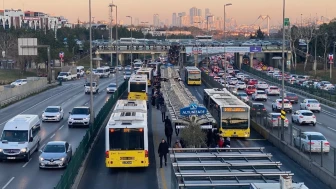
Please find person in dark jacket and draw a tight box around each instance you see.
[158,139,169,168]
[155,95,160,109]
[160,103,166,122]
[151,95,156,107]
[164,116,173,146]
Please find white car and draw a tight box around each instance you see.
[106,83,117,93]
[229,78,238,85]
[236,73,244,80]
[266,86,280,96]
[265,113,289,128]
[300,99,321,112]
[291,110,316,126]
[236,82,246,90]
[236,92,249,103]
[10,79,27,86]
[294,132,329,153]
[255,81,269,90]
[272,99,292,112]
[266,71,274,76]
[42,106,64,122]
[252,90,267,101]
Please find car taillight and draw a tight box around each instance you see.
[285,119,288,122]
[319,104,321,107]
[299,116,303,118]
[313,116,316,118]
[105,151,109,158]
[272,120,277,122]
[307,104,310,107]
[307,142,315,145]
[252,108,256,110]
[262,108,266,111]
[145,150,148,157]
[324,142,330,145]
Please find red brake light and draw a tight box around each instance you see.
[313,116,316,118]
[307,104,310,107]
[105,151,109,158]
[324,142,330,145]
[319,104,321,107]
[299,116,303,118]
[285,120,288,122]
[252,108,256,110]
[307,142,315,145]
[262,108,266,111]
[145,150,148,157]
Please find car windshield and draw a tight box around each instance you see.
[248,86,255,89]
[270,87,278,89]
[286,93,296,97]
[85,83,96,87]
[301,112,313,116]
[257,91,265,94]
[72,108,89,115]
[108,84,116,88]
[125,72,132,75]
[307,135,326,141]
[59,72,67,76]
[253,104,264,108]
[1,130,28,142]
[15,80,22,82]
[308,100,319,103]
[271,114,281,118]
[45,107,60,112]
[238,93,247,97]
[43,144,65,153]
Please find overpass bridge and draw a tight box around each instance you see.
[93,45,292,68]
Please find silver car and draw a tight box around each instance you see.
[42,106,64,122]
[39,141,72,169]
[106,83,117,93]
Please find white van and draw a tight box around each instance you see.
[77,66,85,77]
[95,66,110,78]
[0,114,41,162]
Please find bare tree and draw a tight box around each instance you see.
[286,25,300,69]
[180,116,207,148]
[320,32,330,71]
[298,22,317,71]
[0,32,18,59]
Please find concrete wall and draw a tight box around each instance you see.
[0,77,52,107]
[251,120,336,189]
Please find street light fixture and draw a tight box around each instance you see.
[126,16,133,66]
[88,0,94,124]
[223,3,232,88]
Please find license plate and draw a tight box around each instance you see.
[122,161,132,164]
[232,135,238,137]
[48,162,56,165]
[7,157,15,159]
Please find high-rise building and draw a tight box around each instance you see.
[153,14,160,28]
[189,7,198,24]
[134,18,139,26]
[198,9,202,18]
[205,8,210,19]
[172,13,177,26]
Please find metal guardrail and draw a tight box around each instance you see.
[241,66,336,108]
[54,81,127,189]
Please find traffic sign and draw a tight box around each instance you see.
[180,103,207,116]
[284,18,290,26]
[281,110,286,120]
[329,54,333,64]
[250,46,262,53]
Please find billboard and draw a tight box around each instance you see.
[185,46,262,55]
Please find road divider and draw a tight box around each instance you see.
[53,81,127,189]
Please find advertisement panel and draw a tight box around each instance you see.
[185,46,259,55]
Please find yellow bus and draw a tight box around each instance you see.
[185,66,202,85]
[128,74,148,101]
[105,100,149,168]
[136,68,153,87]
[203,88,250,138]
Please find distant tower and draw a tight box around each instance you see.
[257,15,271,36]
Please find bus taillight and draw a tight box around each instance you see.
[145,150,148,158]
[105,151,109,158]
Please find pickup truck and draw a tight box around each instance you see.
[84,82,99,94]
[57,66,77,81]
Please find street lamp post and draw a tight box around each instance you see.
[332,42,336,79]
[109,3,113,68]
[281,0,286,140]
[206,15,213,67]
[126,16,133,66]
[141,21,148,61]
[223,3,232,88]
[111,4,118,88]
[179,15,182,68]
[88,0,94,123]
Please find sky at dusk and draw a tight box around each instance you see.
[3,0,336,25]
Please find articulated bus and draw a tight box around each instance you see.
[185,66,202,85]
[203,88,250,138]
[105,100,149,168]
[136,68,153,86]
[128,74,148,101]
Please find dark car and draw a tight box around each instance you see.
[109,67,116,73]
[283,92,299,104]
[249,102,267,117]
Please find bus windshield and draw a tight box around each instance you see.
[221,112,249,129]
[109,128,144,150]
[138,72,149,79]
[130,83,146,92]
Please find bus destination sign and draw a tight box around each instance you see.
[223,107,247,112]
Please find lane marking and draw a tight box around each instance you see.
[245,139,267,141]
[327,127,336,132]
[39,144,46,151]
[58,125,64,131]
[22,158,32,168]
[50,133,56,139]
[2,177,14,189]
[316,121,322,125]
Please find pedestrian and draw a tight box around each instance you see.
[224,137,231,147]
[160,103,166,122]
[151,95,156,107]
[155,95,160,109]
[152,87,155,95]
[206,129,213,147]
[164,116,173,146]
[218,136,224,148]
[158,139,169,168]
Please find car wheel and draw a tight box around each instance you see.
[313,123,316,126]
[301,145,305,152]
[35,142,40,152]
[68,124,72,128]
[272,106,274,111]
[317,110,320,113]
[24,152,30,162]
[291,118,294,123]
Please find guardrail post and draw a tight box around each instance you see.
[334,149,336,176]
[277,119,280,138]
[289,123,293,146]
[321,141,323,167]
[309,138,312,159]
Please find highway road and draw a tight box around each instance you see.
[77,91,158,189]
[243,69,336,175]
[0,73,124,189]
[185,79,330,189]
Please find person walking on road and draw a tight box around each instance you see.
[164,116,173,146]
[160,103,166,122]
[155,95,160,109]
[158,139,169,168]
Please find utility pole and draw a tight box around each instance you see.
[223,3,232,88]
[89,0,94,124]
[141,21,148,61]
[111,4,118,88]
[206,15,212,67]
[109,3,113,67]
[126,16,133,66]
[281,0,286,141]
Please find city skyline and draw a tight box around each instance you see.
[2,0,336,26]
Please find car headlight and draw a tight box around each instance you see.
[20,148,27,153]
[39,157,44,161]
[0,148,3,153]
[56,114,60,118]
[60,157,65,161]
[84,117,90,120]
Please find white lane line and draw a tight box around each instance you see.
[58,125,64,131]
[39,144,46,151]
[50,133,56,139]
[328,127,336,132]
[316,121,323,125]
[22,158,32,168]
[2,177,15,189]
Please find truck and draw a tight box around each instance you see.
[84,75,99,94]
[57,66,77,81]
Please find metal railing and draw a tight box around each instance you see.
[241,66,336,107]
[54,81,128,189]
